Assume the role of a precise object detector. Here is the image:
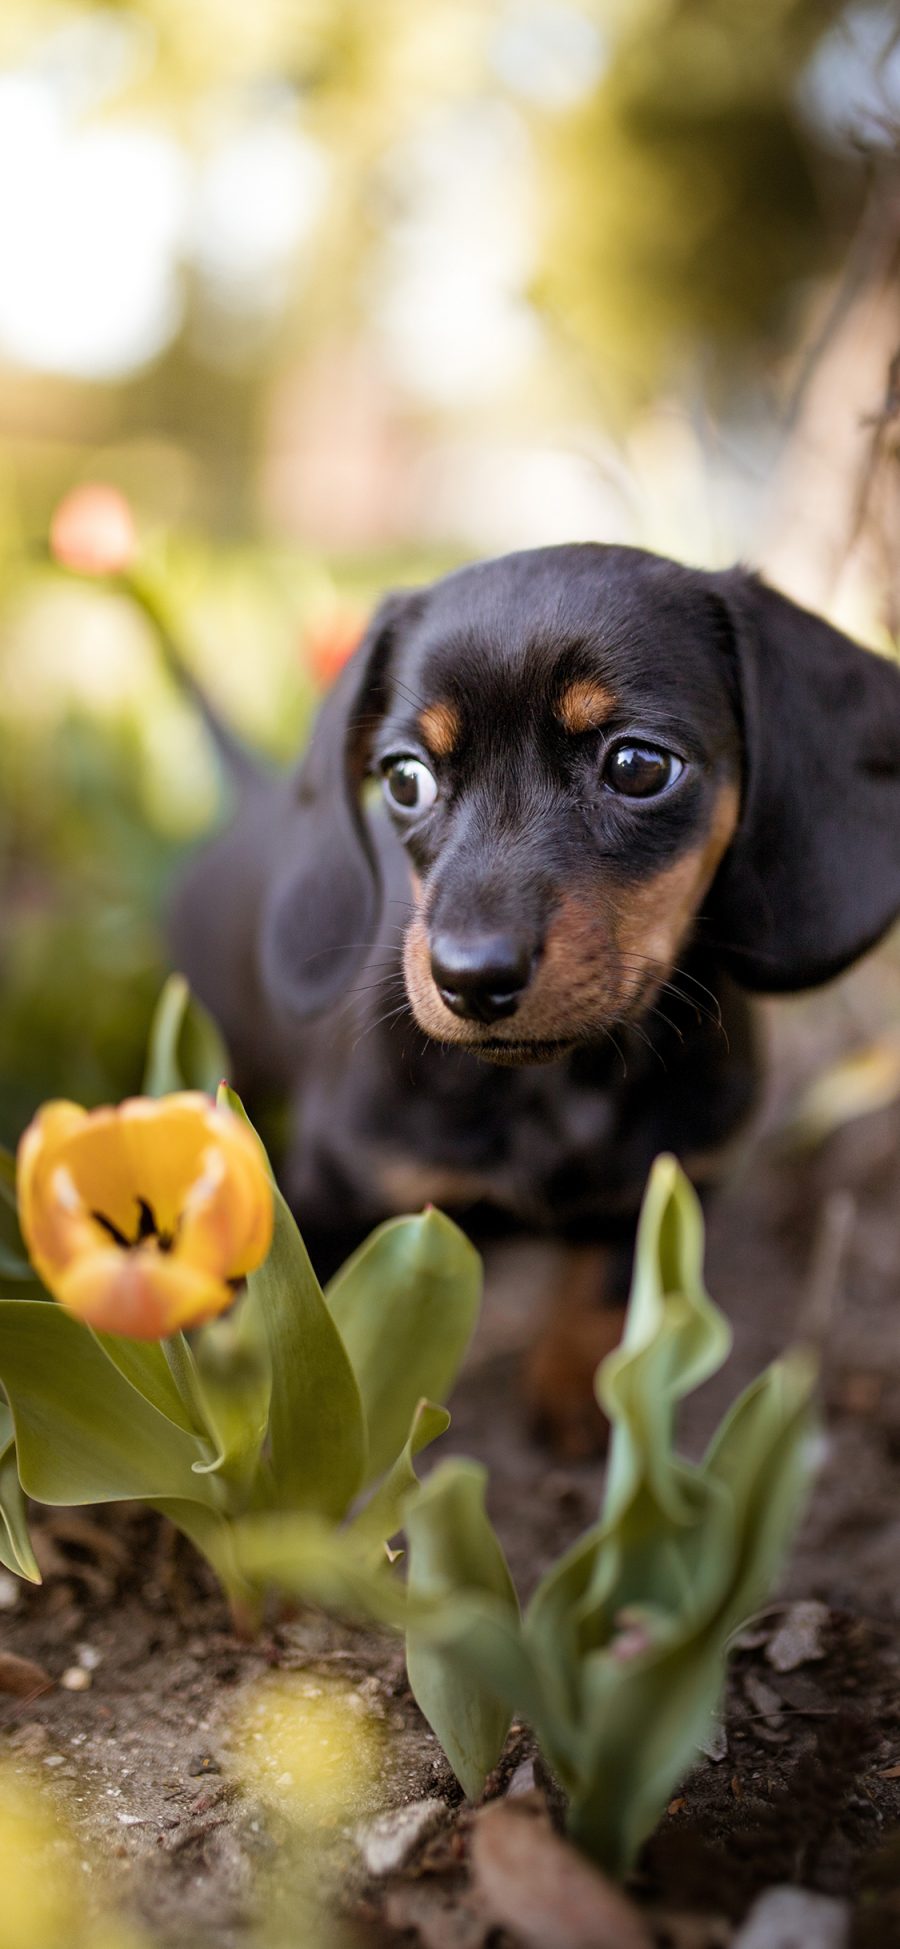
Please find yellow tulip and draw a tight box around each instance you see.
[17,1092,273,1339]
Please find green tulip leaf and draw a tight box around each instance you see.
[232,1512,410,1627]
[395,1159,818,1873]
[405,1459,519,1802]
[153,1497,264,1611]
[598,1155,732,1530]
[90,1333,201,1435]
[326,1209,482,1485]
[188,1300,274,1504]
[143,973,230,1098]
[349,1398,450,1562]
[0,1302,215,1506]
[240,1160,366,1522]
[0,1402,40,1582]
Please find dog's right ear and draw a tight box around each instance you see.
[259,591,419,1019]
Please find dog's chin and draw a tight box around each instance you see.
[406,983,580,1065]
[470,1037,576,1067]
[414,1014,578,1065]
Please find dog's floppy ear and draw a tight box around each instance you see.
[259,591,418,1018]
[705,569,900,992]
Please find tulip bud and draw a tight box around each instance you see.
[50,483,138,578]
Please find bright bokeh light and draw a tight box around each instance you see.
[191,115,330,312]
[490,0,607,108]
[375,101,542,405]
[0,75,187,378]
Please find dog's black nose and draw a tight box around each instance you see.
[429,933,533,1024]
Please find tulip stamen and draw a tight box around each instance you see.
[92,1212,131,1249]
[91,1199,176,1254]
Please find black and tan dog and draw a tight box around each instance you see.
[171,544,900,1450]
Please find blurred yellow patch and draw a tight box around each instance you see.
[0,1767,73,1949]
[227,1672,386,1826]
[17,1091,273,1339]
[782,1037,900,1152]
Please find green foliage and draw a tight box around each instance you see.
[0,985,483,1615]
[327,1210,482,1486]
[403,1157,818,1872]
[142,972,229,1098]
[538,0,847,408]
[405,1461,520,1801]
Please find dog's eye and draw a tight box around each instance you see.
[602,742,683,799]
[382,757,439,816]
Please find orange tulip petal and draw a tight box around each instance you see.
[177,1126,273,1278]
[17,1103,94,1277]
[56,1247,233,1340]
[17,1090,273,1338]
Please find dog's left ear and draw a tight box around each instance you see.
[705,569,900,991]
[258,590,420,1019]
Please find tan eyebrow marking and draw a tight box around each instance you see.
[555,679,617,734]
[418,701,460,758]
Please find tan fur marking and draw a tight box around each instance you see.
[608,783,740,1008]
[556,679,617,734]
[401,783,741,1062]
[418,701,460,758]
[523,1246,622,1457]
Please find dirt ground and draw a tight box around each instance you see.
[3,958,900,1948]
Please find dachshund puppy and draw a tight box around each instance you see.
[171,545,900,1452]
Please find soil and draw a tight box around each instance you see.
[3,956,900,1949]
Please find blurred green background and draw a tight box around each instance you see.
[1,0,898,1146]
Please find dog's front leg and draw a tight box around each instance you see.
[522,1241,633,1460]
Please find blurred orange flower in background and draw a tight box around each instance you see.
[49,482,138,578]
[17,1092,272,1339]
[303,607,365,688]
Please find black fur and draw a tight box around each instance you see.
[170,543,900,1267]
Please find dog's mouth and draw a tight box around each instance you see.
[467,1035,576,1066]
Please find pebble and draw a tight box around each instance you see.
[733,1888,849,1948]
[61,1667,92,1692]
[357,1797,447,1876]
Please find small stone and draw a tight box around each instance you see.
[187,1753,221,1777]
[61,1667,92,1692]
[506,1759,538,1799]
[700,1721,728,1763]
[732,1886,848,1948]
[357,1798,447,1876]
[43,1754,67,1769]
[766,1602,830,1674]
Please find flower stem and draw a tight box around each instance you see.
[163,1332,210,1435]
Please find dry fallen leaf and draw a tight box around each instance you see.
[0,1652,53,1698]
[765,1601,830,1674]
[471,1800,653,1949]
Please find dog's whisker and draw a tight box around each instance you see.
[625,1017,668,1072]
[351,999,412,1052]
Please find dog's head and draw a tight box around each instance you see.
[260,544,900,1063]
